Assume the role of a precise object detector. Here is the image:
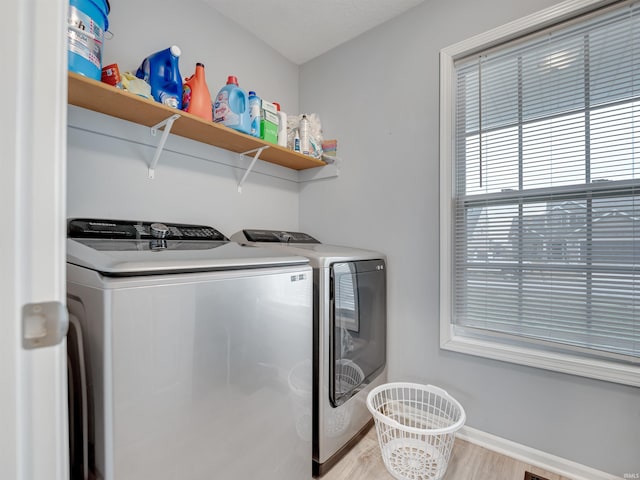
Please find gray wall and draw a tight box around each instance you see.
[299,0,640,476]
[68,0,301,235]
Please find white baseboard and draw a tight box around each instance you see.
[457,426,621,480]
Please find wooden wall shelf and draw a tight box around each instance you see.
[67,72,326,171]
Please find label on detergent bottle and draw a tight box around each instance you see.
[68,6,104,69]
[182,85,192,112]
[213,91,240,125]
[294,132,301,152]
[249,105,260,136]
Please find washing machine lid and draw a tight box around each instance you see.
[237,229,321,244]
[230,229,385,267]
[67,219,309,276]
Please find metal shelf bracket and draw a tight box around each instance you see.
[237,146,270,193]
[148,114,181,179]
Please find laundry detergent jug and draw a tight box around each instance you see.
[67,0,110,80]
[182,63,212,121]
[213,76,250,134]
[136,45,183,109]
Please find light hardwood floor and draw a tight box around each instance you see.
[321,426,573,480]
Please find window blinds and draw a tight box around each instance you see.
[453,2,640,361]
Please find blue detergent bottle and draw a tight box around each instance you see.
[136,45,183,109]
[248,91,261,138]
[213,76,250,134]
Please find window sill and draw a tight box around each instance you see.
[440,331,640,387]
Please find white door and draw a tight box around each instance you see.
[0,0,69,479]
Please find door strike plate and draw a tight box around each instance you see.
[22,301,69,349]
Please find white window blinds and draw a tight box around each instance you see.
[453,2,640,362]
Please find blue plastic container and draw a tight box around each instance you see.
[67,0,110,80]
[248,91,261,138]
[136,46,183,109]
[213,76,250,135]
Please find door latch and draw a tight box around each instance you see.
[22,301,69,349]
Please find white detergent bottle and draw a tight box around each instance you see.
[273,102,288,147]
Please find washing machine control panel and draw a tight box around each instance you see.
[68,219,228,241]
[242,229,320,244]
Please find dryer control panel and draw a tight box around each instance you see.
[241,229,320,244]
[68,219,228,241]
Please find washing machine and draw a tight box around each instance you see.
[230,229,387,476]
[66,219,313,480]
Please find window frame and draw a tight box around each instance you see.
[439,0,640,387]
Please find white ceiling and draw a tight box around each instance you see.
[203,0,426,65]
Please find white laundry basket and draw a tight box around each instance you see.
[366,382,466,480]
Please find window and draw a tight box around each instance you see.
[440,0,640,386]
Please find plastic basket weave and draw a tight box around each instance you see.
[335,359,365,395]
[329,359,365,437]
[366,383,466,480]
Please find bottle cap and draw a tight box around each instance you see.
[227,76,239,85]
[196,62,205,68]
[249,91,256,96]
[273,102,281,111]
[170,45,181,57]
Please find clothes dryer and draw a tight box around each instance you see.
[66,219,313,480]
[230,229,387,476]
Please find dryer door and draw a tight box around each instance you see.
[329,259,386,407]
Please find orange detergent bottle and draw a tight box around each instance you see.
[182,63,213,121]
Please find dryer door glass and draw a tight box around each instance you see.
[330,259,386,407]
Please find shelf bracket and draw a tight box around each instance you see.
[148,113,181,179]
[237,146,270,193]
